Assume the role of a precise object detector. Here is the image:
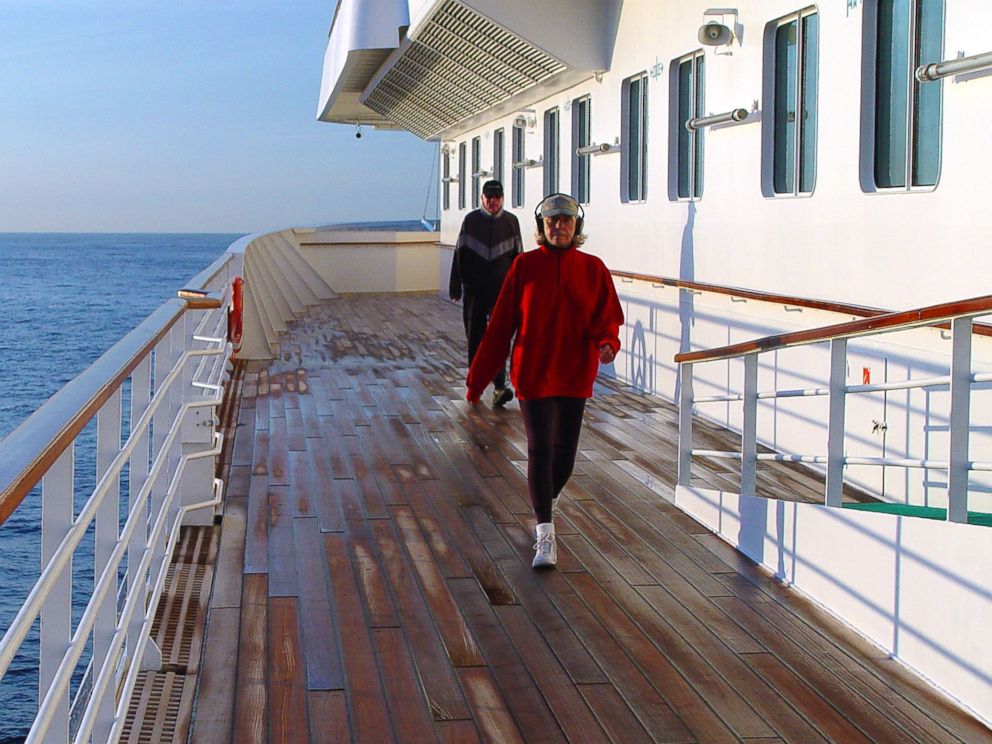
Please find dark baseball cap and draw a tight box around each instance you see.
[482,180,504,197]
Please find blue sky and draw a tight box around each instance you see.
[0,1,438,232]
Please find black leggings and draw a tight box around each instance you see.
[463,292,506,389]
[519,397,587,523]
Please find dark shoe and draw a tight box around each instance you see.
[492,386,514,408]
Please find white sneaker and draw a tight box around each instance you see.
[532,522,557,569]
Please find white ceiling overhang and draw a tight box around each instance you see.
[319,0,622,140]
[316,0,411,128]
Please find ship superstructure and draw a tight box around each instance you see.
[0,1,990,740]
[318,0,992,726]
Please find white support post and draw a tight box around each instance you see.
[825,338,848,507]
[94,390,122,742]
[40,445,73,743]
[677,362,694,487]
[181,310,218,526]
[741,353,758,499]
[150,333,174,581]
[170,323,185,494]
[127,356,153,673]
[947,317,973,523]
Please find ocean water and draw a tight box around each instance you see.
[0,233,239,743]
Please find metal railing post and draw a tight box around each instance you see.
[825,338,848,507]
[39,445,73,743]
[678,363,694,487]
[127,356,152,673]
[741,354,758,498]
[150,335,173,625]
[94,389,122,741]
[947,317,973,522]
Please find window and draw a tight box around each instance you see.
[571,96,591,204]
[872,0,943,188]
[493,128,505,184]
[458,142,466,209]
[544,107,560,195]
[512,123,525,208]
[771,8,819,195]
[671,52,705,200]
[442,150,450,211]
[471,136,482,205]
[621,73,648,202]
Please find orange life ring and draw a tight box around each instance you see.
[227,276,244,353]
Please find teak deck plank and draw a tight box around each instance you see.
[189,293,991,744]
[267,598,309,744]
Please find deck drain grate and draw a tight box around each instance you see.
[120,526,218,743]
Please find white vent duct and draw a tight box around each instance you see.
[362,0,567,139]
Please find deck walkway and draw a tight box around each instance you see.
[182,292,990,743]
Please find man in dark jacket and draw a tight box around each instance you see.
[449,179,522,407]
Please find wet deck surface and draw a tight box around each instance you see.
[189,292,991,743]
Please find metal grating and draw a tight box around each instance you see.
[119,672,186,744]
[153,563,210,667]
[364,0,567,138]
[120,526,218,743]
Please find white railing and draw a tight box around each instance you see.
[676,295,992,523]
[0,250,241,743]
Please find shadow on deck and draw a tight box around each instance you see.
[168,293,988,743]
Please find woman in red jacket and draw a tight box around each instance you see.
[466,193,624,568]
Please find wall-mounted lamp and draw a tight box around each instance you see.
[686,108,748,131]
[513,110,536,129]
[440,143,452,155]
[916,50,992,81]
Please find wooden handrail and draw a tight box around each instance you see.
[0,251,239,525]
[611,270,992,338]
[611,270,888,318]
[0,300,187,526]
[178,289,223,309]
[675,295,992,365]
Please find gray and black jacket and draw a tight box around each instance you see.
[449,208,523,303]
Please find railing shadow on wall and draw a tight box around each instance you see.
[670,293,992,726]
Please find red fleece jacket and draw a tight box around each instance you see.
[466,243,624,401]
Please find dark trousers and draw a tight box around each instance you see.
[519,397,587,523]
[463,291,506,390]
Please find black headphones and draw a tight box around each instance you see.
[534,193,584,236]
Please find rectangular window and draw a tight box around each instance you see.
[512,123,525,208]
[674,52,705,200]
[621,73,648,202]
[571,96,591,204]
[772,9,819,195]
[543,107,560,195]
[458,142,467,209]
[442,150,450,211]
[471,136,482,205]
[874,0,943,188]
[493,128,505,184]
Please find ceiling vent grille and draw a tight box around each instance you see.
[363,0,567,139]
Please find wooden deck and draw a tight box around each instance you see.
[186,292,991,743]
